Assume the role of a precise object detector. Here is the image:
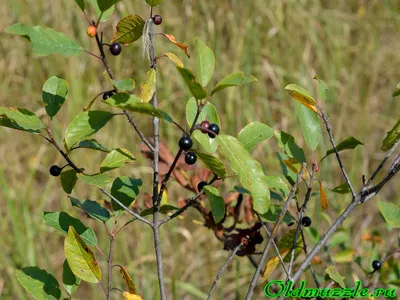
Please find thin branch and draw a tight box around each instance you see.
[319,108,356,198]
[244,163,306,300]
[107,236,115,300]
[96,245,108,261]
[99,188,153,227]
[84,49,102,60]
[110,287,123,294]
[207,240,245,300]
[159,175,219,225]
[123,111,155,152]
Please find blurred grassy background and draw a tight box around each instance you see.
[1,0,400,299]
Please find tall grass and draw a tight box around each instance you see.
[0,0,399,299]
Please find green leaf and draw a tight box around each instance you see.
[381,118,400,151]
[203,186,225,223]
[284,84,317,113]
[64,111,114,151]
[112,14,145,44]
[274,130,306,163]
[393,82,400,97]
[322,136,364,160]
[104,93,172,122]
[100,148,135,172]
[111,176,142,215]
[90,0,115,22]
[64,226,102,283]
[140,69,156,103]
[265,176,289,198]
[378,200,400,228]
[238,122,274,151]
[211,72,257,95]
[193,151,226,178]
[104,72,135,92]
[331,183,351,194]
[325,266,346,288]
[60,169,78,194]
[217,135,270,214]
[78,173,113,188]
[164,53,184,67]
[177,67,207,99]
[195,38,215,87]
[145,0,163,7]
[295,101,321,151]
[73,139,111,152]
[186,98,220,153]
[139,205,178,217]
[5,23,83,56]
[62,260,80,296]
[96,0,120,11]
[42,76,68,118]
[260,204,294,224]
[70,197,110,222]
[41,212,98,246]
[74,0,85,11]
[313,75,328,101]
[0,107,44,133]
[16,267,61,300]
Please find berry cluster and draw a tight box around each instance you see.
[199,121,220,138]
[178,135,197,165]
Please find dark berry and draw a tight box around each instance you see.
[208,123,220,138]
[50,165,61,177]
[110,42,122,56]
[178,136,193,151]
[372,260,382,271]
[152,14,162,25]
[200,120,210,134]
[185,152,197,165]
[102,90,115,100]
[287,222,295,227]
[301,216,312,227]
[197,181,207,192]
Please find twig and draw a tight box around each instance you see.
[319,108,356,198]
[84,50,102,60]
[96,245,108,261]
[244,163,306,300]
[124,111,155,152]
[107,236,115,300]
[99,188,153,227]
[207,240,245,300]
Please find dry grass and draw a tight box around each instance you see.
[0,0,399,299]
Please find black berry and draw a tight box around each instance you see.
[197,181,207,192]
[152,14,162,25]
[110,42,122,56]
[200,120,210,134]
[287,222,295,227]
[50,165,61,177]
[372,260,382,271]
[178,136,193,151]
[102,90,115,100]
[301,216,312,227]
[185,152,197,165]
[208,123,220,138]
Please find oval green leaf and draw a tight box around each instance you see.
[216,135,270,214]
[211,72,257,95]
[203,186,225,223]
[78,173,113,188]
[112,15,145,44]
[5,23,83,57]
[16,267,61,300]
[322,136,364,161]
[72,139,111,152]
[195,38,215,87]
[41,211,98,246]
[62,260,81,296]
[111,176,142,215]
[42,76,68,118]
[64,226,102,283]
[295,100,321,151]
[90,0,115,22]
[381,118,400,151]
[238,122,274,151]
[274,130,306,163]
[70,197,110,222]
[193,151,226,178]
[96,0,120,11]
[177,67,207,99]
[100,148,135,172]
[0,107,44,133]
[60,169,78,194]
[186,98,221,153]
[74,0,85,11]
[378,200,400,228]
[64,111,114,151]
[146,0,163,7]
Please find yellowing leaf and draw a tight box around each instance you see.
[112,15,145,45]
[119,266,138,294]
[320,181,328,210]
[122,291,143,300]
[161,34,190,58]
[261,249,289,281]
[284,84,317,113]
[140,69,156,103]
[164,52,184,67]
[282,158,307,180]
